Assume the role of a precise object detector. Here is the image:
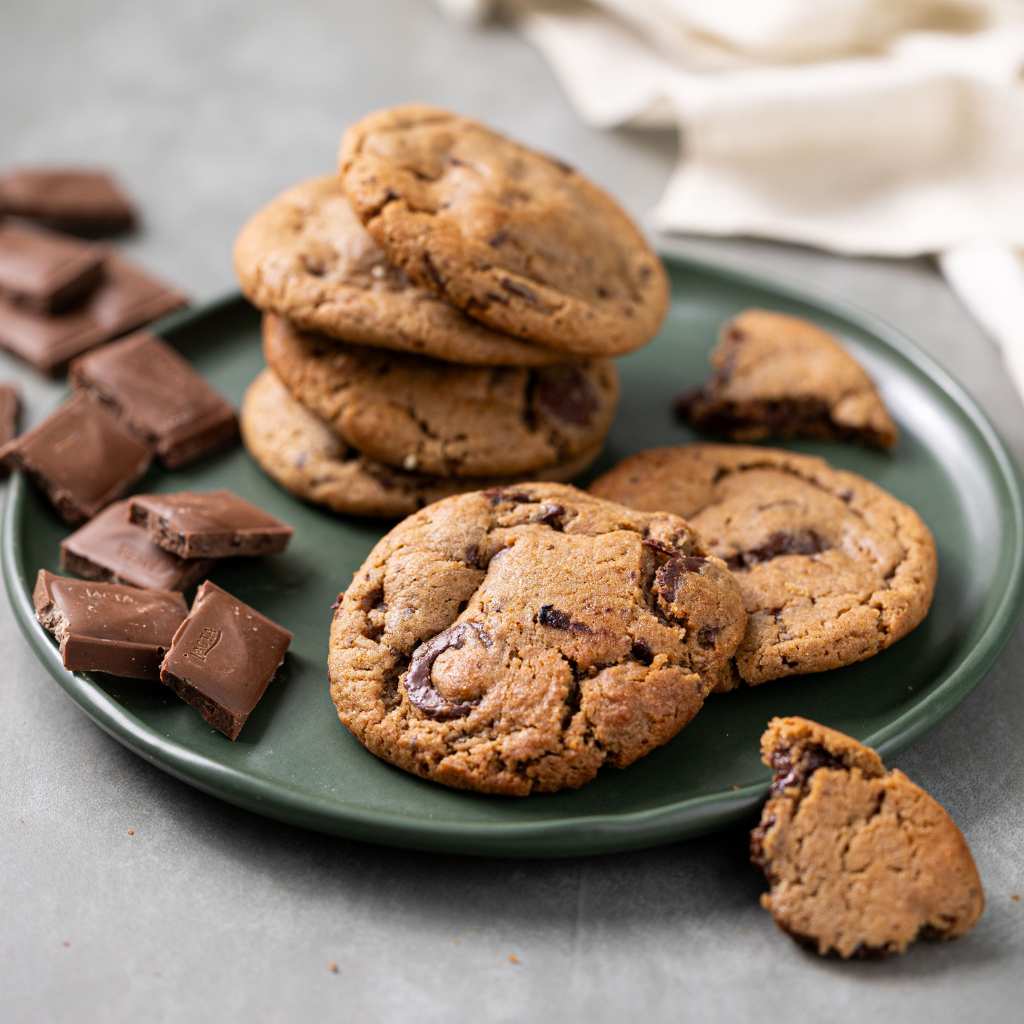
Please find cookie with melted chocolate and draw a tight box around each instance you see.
[328,483,746,795]
[590,444,936,686]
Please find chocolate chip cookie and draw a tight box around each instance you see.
[751,717,984,958]
[590,445,936,686]
[263,313,619,478]
[241,370,602,518]
[328,484,747,794]
[677,310,898,449]
[339,105,669,358]
[234,176,562,367]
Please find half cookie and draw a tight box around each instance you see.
[677,310,898,449]
[590,445,936,686]
[751,717,984,958]
[233,176,562,367]
[263,313,619,478]
[328,484,746,794]
[339,105,669,358]
[241,370,601,518]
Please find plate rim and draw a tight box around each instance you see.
[5,249,1023,857]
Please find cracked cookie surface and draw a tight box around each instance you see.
[339,105,669,358]
[677,310,898,449]
[328,484,746,795]
[241,370,601,518]
[589,444,936,686]
[263,313,618,478]
[751,717,984,958]
[233,176,562,367]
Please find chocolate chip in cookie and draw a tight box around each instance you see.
[751,717,984,958]
[676,310,898,449]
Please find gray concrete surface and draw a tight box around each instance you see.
[2,2,1022,1021]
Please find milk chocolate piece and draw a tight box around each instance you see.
[130,490,293,558]
[0,224,105,313]
[0,255,186,374]
[61,501,215,591]
[159,581,292,740]
[0,168,137,236]
[70,332,237,467]
[33,570,187,679]
[0,383,19,454]
[0,392,152,524]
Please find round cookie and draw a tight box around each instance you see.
[589,445,937,686]
[751,717,984,958]
[339,105,669,358]
[241,370,602,518]
[233,176,563,367]
[677,310,898,449]
[328,484,747,795]
[263,313,619,478]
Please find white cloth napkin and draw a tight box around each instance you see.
[438,0,1024,403]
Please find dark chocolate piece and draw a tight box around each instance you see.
[0,255,186,375]
[536,366,599,426]
[404,622,490,720]
[70,331,237,467]
[61,501,215,591]
[129,490,292,559]
[159,581,292,740]
[33,569,187,679]
[0,392,152,524]
[0,383,19,454]
[0,223,105,313]
[725,530,829,571]
[0,168,137,236]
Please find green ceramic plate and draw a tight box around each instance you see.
[5,253,1023,857]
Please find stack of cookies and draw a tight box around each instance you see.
[233,105,669,517]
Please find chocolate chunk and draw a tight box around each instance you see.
[654,555,707,601]
[769,744,845,795]
[0,255,186,375]
[0,168,137,237]
[70,331,237,467]
[726,530,828,570]
[0,224,105,313]
[536,604,592,634]
[697,625,719,648]
[0,392,152,524]
[404,622,490,720]
[0,383,19,456]
[33,569,187,679]
[159,581,292,740]
[536,366,599,426]
[129,490,293,559]
[630,640,654,665]
[61,501,215,591]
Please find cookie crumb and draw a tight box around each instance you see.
[508,954,520,965]
[328,962,339,974]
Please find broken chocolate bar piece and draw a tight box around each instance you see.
[0,254,187,375]
[159,581,292,740]
[70,331,237,467]
[130,490,293,559]
[0,392,152,524]
[61,500,215,591]
[0,383,19,454]
[0,223,105,313]
[0,168,137,236]
[33,569,187,679]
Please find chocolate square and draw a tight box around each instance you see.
[0,168,137,237]
[61,501,215,591]
[0,223,105,313]
[70,331,237,467]
[0,255,187,375]
[34,570,187,679]
[0,392,153,524]
[129,489,293,558]
[159,581,292,740]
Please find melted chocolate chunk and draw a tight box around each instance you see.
[654,555,708,601]
[535,366,599,426]
[483,488,532,506]
[769,744,845,795]
[726,529,827,570]
[404,622,491,720]
[536,604,592,634]
[630,640,654,665]
[697,625,719,649]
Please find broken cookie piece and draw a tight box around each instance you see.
[676,310,898,449]
[751,717,984,959]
